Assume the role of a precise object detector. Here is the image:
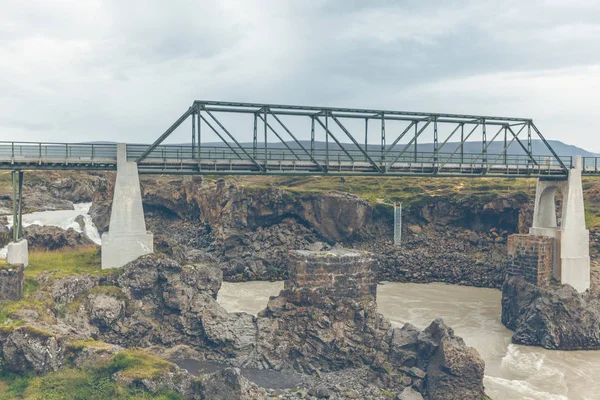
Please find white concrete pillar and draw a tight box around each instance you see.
[528,156,590,292]
[560,156,590,292]
[101,143,153,269]
[7,239,28,267]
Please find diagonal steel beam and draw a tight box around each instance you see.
[530,122,567,172]
[507,126,538,166]
[137,107,194,162]
[199,115,244,160]
[469,125,506,164]
[486,125,520,173]
[314,115,355,162]
[384,121,416,156]
[256,113,302,161]
[329,113,381,173]
[436,123,481,171]
[267,111,325,172]
[386,119,432,168]
[204,109,265,172]
[436,123,463,154]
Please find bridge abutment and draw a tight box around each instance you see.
[512,156,590,292]
[101,143,153,269]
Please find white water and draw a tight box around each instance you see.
[218,281,600,400]
[0,203,101,258]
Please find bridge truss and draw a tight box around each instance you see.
[2,101,600,177]
[133,101,572,177]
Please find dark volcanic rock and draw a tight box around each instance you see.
[502,276,600,349]
[419,319,485,400]
[254,249,487,399]
[24,225,96,250]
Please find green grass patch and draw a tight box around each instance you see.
[109,350,177,381]
[0,297,54,325]
[66,339,114,353]
[0,349,183,399]
[25,247,109,281]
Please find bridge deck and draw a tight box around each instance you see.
[1,141,598,177]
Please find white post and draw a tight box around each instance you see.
[560,155,590,292]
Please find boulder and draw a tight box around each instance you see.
[0,327,65,374]
[502,276,600,349]
[420,320,485,400]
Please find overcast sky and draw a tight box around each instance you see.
[1,0,599,151]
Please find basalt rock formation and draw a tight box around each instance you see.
[0,250,488,399]
[501,275,600,349]
[253,249,486,399]
[24,225,97,251]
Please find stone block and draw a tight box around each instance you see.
[0,264,24,301]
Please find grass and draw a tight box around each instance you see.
[0,248,111,326]
[225,175,538,207]
[25,247,109,281]
[0,350,183,400]
[109,350,177,381]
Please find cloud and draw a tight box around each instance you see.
[0,0,599,152]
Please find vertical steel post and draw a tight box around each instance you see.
[503,125,508,165]
[381,113,386,167]
[191,110,196,160]
[460,123,464,165]
[414,122,418,163]
[433,117,438,167]
[11,171,17,242]
[264,108,268,171]
[197,108,201,169]
[311,117,315,157]
[364,118,368,161]
[253,112,258,158]
[325,111,329,169]
[17,171,23,241]
[482,118,487,166]
[527,121,533,168]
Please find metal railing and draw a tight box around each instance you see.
[0,141,117,161]
[583,157,600,174]
[127,143,571,170]
[0,140,579,176]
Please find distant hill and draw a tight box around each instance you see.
[195,139,598,157]
[83,139,597,157]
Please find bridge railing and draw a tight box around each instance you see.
[0,142,117,162]
[128,143,572,172]
[582,157,600,174]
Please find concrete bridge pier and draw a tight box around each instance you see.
[527,156,590,292]
[101,143,153,269]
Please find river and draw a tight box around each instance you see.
[218,281,600,400]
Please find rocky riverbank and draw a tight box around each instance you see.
[501,276,600,350]
[0,249,489,399]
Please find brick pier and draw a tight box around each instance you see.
[507,235,554,287]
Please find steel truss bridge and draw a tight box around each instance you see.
[2,101,600,177]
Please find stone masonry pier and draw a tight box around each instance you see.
[508,235,554,287]
[286,248,378,299]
